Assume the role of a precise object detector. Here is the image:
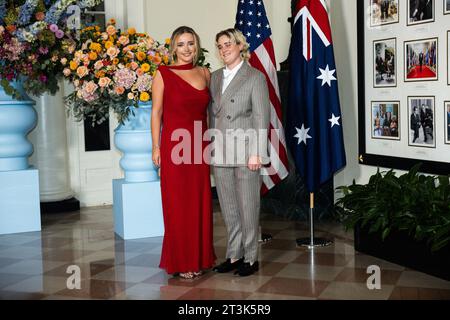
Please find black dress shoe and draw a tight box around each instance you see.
[235,261,259,277]
[212,258,244,273]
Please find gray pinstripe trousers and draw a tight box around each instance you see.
[213,166,262,264]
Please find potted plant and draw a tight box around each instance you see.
[335,164,450,280]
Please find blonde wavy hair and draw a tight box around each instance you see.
[215,28,251,62]
[170,26,201,65]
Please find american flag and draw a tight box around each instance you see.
[235,0,289,194]
[286,0,346,193]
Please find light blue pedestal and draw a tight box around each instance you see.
[113,179,164,240]
[0,168,41,235]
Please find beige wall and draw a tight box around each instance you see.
[142,0,291,71]
[134,0,389,189]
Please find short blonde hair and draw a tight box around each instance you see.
[215,28,251,62]
[170,26,201,65]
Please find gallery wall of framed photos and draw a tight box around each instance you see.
[358,0,450,175]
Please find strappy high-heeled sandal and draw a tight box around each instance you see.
[179,272,195,279]
[193,271,204,277]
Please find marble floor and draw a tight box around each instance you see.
[0,202,449,300]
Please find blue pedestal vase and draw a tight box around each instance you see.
[0,80,37,171]
[0,80,41,234]
[113,101,164,239]
[114,101,158,182]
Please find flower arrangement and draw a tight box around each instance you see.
[0,0,103,98]
[63,19,173,125]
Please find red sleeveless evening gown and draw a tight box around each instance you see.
[157,63,216,274]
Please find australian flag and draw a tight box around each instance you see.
[286,0,346,193]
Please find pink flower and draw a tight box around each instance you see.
[106,25,116,36]
[106,46,120,59]
[60,57,67,65]
[130,62,139,70]
[39,74,48,83]
[118,36,130,46]
[101,32,109,40]
[114,86,125,95]
[55,30,65,39]
[39,47,48,55]
[114,68,136,90]
[63,68,71,76]
[49,24,59,32]
[76,66,89,78]
[84,81,98,94]
[127,92,135,100]
[94,60,104,70]
[136,68,144,77]
[98,77,112,88]
[135,74,152,92]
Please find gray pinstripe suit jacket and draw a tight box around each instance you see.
[209,62,270,167]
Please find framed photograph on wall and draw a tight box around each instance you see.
[370,0,399,27]
[408,97,435,148]
[371,101,400,140]
[448,31,450,85]
[404,38,438,82]
[445,101,450,144]
[357,1,450,175]
[445,0,450,14]
[373,38,396,87]
[407,0,434,25]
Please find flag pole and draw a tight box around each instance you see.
[296,192,332,249]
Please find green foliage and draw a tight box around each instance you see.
[335,163,450,251]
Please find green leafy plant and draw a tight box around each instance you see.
[335,164,450,252]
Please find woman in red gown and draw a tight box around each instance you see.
[151,26,216,279]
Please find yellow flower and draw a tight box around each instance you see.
[69,60,79,71]
[88,51,98,61]
[113,58,119,65]
[136,51,146,61]
[140,92,150,102]
[104,41,113,49]
[127,28,136,35]
[163,56,169,64]
[89,42,102,53]
[141,63,150,72]
[165,38,171,45]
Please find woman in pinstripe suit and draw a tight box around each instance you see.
[209,28,270,277]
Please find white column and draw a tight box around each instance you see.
[29,83,74,202]
[125,0,145,31]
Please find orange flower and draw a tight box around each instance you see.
[35,12,45,21]
[153,55,162,65]
[108,18,116,25]
[6,25,16,33]
[127,28,136,35]
[104,41,113,50]
[114,86,125,95]
[165,38,171,45]
[163,56,169,64]
[113,58,119,65]
[141,63,150,72]
[69,60,79,71]
[140,92,150,102]
[89,42,102,53]
[88,51,98,61]
[136,52,146,61]
[95,71,106,78]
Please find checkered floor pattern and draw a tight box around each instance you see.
[0,202,449,300]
